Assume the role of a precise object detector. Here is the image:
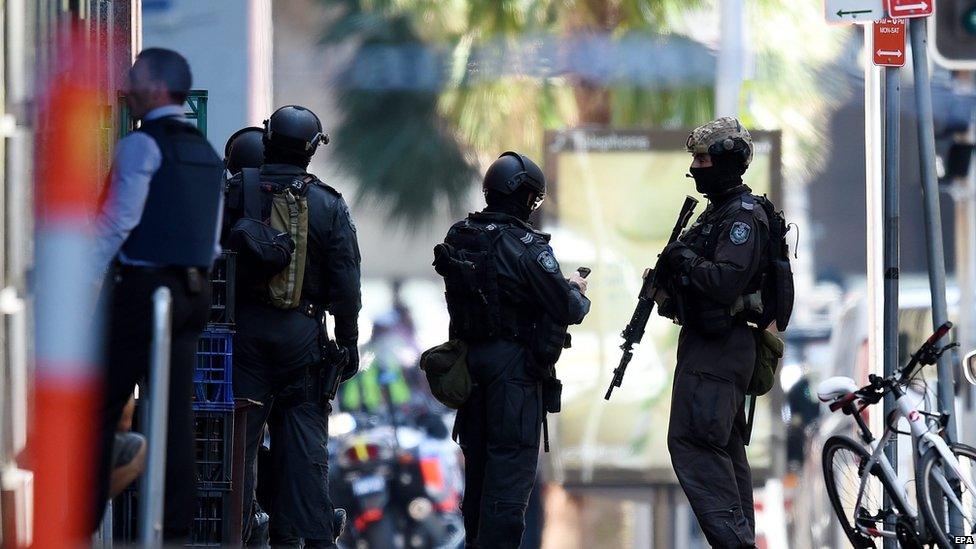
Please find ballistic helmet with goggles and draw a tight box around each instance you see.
[263,105,329,157]
[482,151,547,211]
[686,116,754,169]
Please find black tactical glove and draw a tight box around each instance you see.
[334,314,360,382]
[338,343,359,382]
[663,241,698,273]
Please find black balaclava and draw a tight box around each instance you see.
[484,187,535,222]
[263,138,312,170]
[689,153,746,196]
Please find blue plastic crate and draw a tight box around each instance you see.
[194,329,234,411]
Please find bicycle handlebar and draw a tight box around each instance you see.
[856,322,955,400]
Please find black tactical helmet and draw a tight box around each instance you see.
[224,126,265,175]
[263,105,329,157]
[482,151,546,210]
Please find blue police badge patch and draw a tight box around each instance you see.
[537,250,559,273]
[730,221,751,245]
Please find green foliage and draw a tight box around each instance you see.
[324,6,479,225]
[321,0,844,223]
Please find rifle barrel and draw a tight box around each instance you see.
[605,196,697,401]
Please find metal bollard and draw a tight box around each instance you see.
[139,287,173,546]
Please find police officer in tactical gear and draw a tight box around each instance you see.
[435,151,590,549]
[225,126,265,175]
[662,117,769,548]
[224,105,361,548]
[91,48,223,539]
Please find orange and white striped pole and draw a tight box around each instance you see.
[30,24,104,547]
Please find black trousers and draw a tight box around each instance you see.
[93,267,210,540]
[456,340,542,549]
[234,302,336,547]
[667,324,757,549]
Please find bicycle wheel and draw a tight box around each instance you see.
[822,434,903,549]
[918,442,976,549]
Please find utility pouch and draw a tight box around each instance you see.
[529,315,569,379]
[542,377,562,414]
[747,328,785,396]
[772,258,795,330]
[419,340,472,409]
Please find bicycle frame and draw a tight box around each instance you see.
[847,383,976,540]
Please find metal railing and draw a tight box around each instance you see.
[137,287,173,546]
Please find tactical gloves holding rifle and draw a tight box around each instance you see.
[605,196,699,400]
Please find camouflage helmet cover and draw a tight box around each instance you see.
[686,116,754,168]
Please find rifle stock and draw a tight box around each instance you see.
[605,195,698,400]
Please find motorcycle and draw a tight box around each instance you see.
[329,410,465,549]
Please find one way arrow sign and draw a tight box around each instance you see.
[887,0,933,19]
[826,0,884,24]
[874,18,906,67]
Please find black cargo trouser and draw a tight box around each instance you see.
[234,302,336,547]
[456,339,542,549]
[93,267,210,540]
[667,323,757,549]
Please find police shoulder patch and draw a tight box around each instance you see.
[537,250,559,273]
[730,221,751,245]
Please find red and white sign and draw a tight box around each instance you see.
[873,18,907,66]
[886,0,933,19]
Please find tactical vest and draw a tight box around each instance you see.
[433,219,506,342]
[121,116,223,267]
[680,193,794,334]
[680,194,767,335]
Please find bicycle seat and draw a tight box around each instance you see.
[816,376,859,404]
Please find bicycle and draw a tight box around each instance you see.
[817,322,976,548]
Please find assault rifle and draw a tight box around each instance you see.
[605,196,698,400]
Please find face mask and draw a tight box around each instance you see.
[689,156,744,195]
[689,166,730,195]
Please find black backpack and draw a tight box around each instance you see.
[755,195,795,331]
[226,168,296,284]
[432,221,505,341]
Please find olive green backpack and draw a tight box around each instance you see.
[241,169,310,309]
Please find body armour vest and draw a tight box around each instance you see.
[433,214,537,343]
[120,116,223,268]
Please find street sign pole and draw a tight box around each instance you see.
[882,58,901,549]
[909,17,958,444]
[865,27,886,462]
[908,30,965,536]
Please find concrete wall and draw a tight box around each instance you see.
[142,0,272,150]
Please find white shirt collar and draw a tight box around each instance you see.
[144,104,186,121]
